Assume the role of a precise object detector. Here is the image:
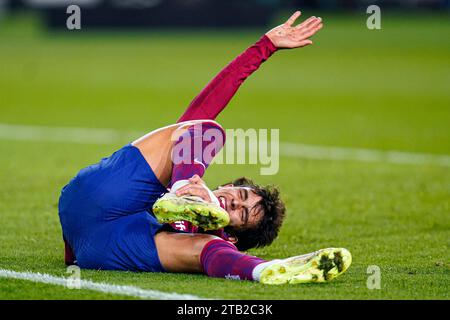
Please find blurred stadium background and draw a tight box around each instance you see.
[0,0,449,299]
[2,0,450,29]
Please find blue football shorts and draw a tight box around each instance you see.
[58,144,170,272]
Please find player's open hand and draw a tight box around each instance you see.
[265,11,323,49]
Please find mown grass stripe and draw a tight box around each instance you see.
[0,123,449,167]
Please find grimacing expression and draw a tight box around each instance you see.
[213,186,263,230]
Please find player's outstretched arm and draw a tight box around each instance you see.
[178,11,323,123]
[265,11,323,49]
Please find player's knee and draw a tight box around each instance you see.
[196,119,224,132]
[172,121,226,163]
[193,234,222,251]
[176,119,226,142]
[201,120,225,141]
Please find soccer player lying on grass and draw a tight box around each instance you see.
[59,11,351,284]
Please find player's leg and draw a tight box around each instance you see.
[134,119,230,230]
[62,118,223,227]
[155,231,263,275]
[155,232,352,284]
[154,232,217,273]
[132,119,225,186]
[59,142,168,265]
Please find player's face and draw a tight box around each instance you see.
[213,186,262,230]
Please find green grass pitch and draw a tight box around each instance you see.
[0,11,449,299]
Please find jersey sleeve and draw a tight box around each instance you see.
[177,35,278,122]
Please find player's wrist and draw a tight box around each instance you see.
[261,34,278,53]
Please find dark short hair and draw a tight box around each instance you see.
[222,177,286,251]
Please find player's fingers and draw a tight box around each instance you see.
[297,39,313,47]
[304,17,322,30]
[299,23,323,39]
[299,22,323,39]
[189,174,202,184]
[176,184,201,194]
[176,185,195,196]
[285,11,301,26]
[295,16,316,29]
[177,186,211,202]
[175,183,195,194]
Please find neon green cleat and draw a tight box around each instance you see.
[259,248,352,285]
[152,193,230,231]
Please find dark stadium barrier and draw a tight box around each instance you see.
[13,0,279,29]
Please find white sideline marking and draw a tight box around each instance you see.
[0,123,139,145]
[0,123,449,167]
[0,269,209,300]
[279,142,450,167]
